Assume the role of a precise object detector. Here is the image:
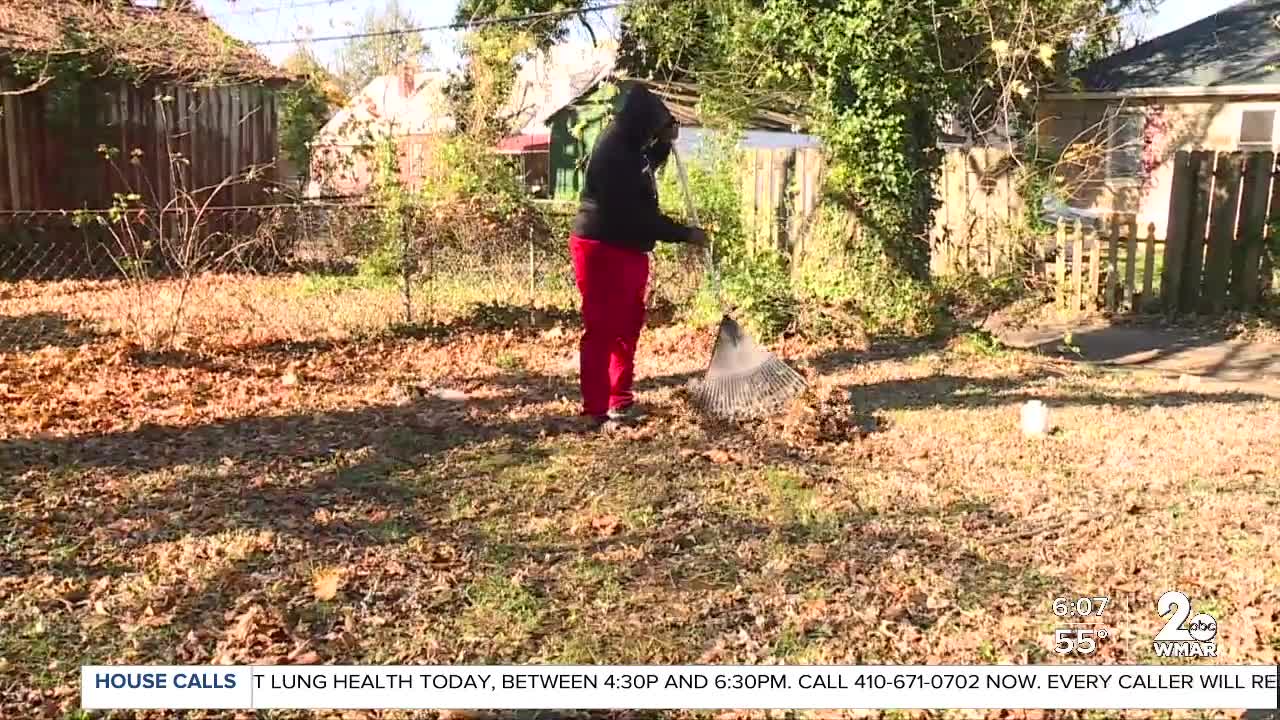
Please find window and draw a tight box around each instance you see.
[1107,111,1145,181]
[1239,109,1276,151]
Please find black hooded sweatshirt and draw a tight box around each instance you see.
[571,84,695,252]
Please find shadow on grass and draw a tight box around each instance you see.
[1036,323,1280,384]
[848,370,1272,413]
[0,311,104,354]
[806,334,951,376]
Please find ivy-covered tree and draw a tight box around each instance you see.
[279,47,345,182]
[447,0,605,137]
[334,0,429,96]
[618,0,1163,283]
[456,0,603,46]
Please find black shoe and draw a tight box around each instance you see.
[607,403,646,422]
[580,414,621,434]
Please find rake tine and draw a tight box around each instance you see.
[672,149,808,422]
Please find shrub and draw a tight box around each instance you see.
[719,251,796,340]
[793,203,941,337]
[654,132,802,340]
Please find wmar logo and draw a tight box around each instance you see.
[1153,590,1218,658]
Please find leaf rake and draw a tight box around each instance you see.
[671,147,807,421]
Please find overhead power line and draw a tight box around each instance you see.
[247,2,627,46]
[206,0,357,18]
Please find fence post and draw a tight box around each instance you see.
[1072,220,1084,314]
[1161,151,1193,315]
[1125,215,1138,312]
[528,223,536,318]
[426,229,434,324]
[1088,222,1102,313]
[1142,223,1157,311]
[1202,152,1243,314]
[1180,151,1216,313]
[1055,219,1067,312]
[1106,216,1120,313]
[1235,152,1273,310]
[400,208,413,325]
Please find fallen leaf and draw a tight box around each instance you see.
[312,568,344,601]
[290,651,321,665]
[591,514,622,538]
[281,371,299,387]
[230,607,260,643]
[705,449,732,464]
[140,606,173,628]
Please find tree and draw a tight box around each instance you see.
[447,1,604,137]
[279,47,345,180]
[617,0,1164,284]
[335,0,429,96]
[282,47,347,107]
[456,0,601,47]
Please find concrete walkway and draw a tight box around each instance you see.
[992,318,1280,395]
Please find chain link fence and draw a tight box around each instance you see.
[0,200,706,353]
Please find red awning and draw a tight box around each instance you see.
[495,134,551,154]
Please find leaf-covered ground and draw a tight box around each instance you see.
[3,280,1280,720]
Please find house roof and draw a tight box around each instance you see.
[314,68,455,145]
[1076,0,1280,93]
[503,41,617,135]
[0,0,287,85]
[313,42,616,148]
[496,133,550,154]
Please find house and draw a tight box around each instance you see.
[308,66,455,197]
[544,77,820,201]
[0,0,289,219]
[495,133,552,197]
[307,42,616,198]
[497,42,616,196]
[1037,0,1280,237]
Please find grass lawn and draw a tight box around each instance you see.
[2,276,1280,720]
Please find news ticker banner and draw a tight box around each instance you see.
[83,665,1280,711]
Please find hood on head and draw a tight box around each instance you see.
[614,83,675,147]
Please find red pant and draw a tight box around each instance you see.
[569,235,650,417]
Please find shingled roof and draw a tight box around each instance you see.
[552,75,809,133]
[0,0,288,85]
[1077,0,1280,92]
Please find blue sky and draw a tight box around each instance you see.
[196,0,1241,68]
[196,0,613,68]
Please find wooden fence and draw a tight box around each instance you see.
[1051,150,1278,317]
[674,146,1280,319]
[1162,150,1276,315]
[737,146,826,256]
[1051,217,1162,314]
[735,145,1023,271]
[931,147,1022,276]
[0,76,283,278]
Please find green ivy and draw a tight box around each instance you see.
[279,76,331,174]
[618,0,1155,334]
[360,137,412,278]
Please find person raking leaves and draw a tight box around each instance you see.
[569,84,709,432]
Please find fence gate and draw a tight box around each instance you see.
[1051,216,1160,316]
[1162,150,1276,315]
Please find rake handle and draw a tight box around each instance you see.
[671,147,723,304]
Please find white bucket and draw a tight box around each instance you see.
[1021,400,1050,436]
